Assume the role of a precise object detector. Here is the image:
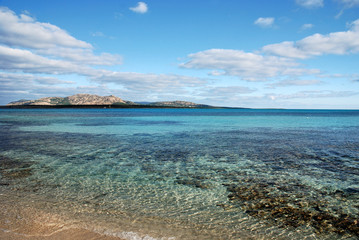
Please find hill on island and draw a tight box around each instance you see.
[6,94,212,108]
[7,94,133,106]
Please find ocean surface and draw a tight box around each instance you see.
[0,108,358,239]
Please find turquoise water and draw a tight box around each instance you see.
[0,108,358,239]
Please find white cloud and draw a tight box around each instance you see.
[188,86,256,107]
[254,17,275,28]
[296,0,324,8]
[337,0,359,8]
[190,90,359,108]
[267,79,322,88]
[0,72,78,103]
[91,31,105,37]
[181,49,319,81]
[0,7,121,66]
[181,20,359,83]
[90,71,206,93]
[130,2,148,14]
[0,7,90,49]
[274,90,359,99]
[197,86,256,96]
[262,41,310,59]
[0,75,142,104]
[0,72,73,86]
[85,71,210,102]
[0,45,91,75]
[336,0,359,18]
[0,44,205,97]
[300,23,314,31]
[36,48,122,66]
[262,19,359,58]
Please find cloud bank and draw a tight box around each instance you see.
[182,18,359,83]
[181,49,319,81]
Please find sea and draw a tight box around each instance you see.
[0,108,358,240]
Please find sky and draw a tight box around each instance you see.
[0,0,359,109]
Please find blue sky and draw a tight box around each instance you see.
[0,0,359,108]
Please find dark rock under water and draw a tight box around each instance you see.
[0,155,34,180]
[225,178,359,237]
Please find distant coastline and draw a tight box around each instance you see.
[0,104,233,109]
[3,93,241,109]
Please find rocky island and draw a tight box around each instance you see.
[5,94,213,108]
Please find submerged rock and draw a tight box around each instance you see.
[175,178,212,189]
[225,179,359,237]
[0,155,33,179]
[2,168,32,179]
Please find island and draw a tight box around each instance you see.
[2,94,219,109]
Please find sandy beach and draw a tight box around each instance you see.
[0,228,124,240]
[0,192,126,240]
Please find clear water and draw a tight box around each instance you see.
[0,108,358,239]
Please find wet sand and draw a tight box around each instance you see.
[0,193,125,240]
[0,228,124,240]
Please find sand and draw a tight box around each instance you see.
[0,228,124,240]
[0,192,126,240]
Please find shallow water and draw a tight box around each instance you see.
[0,108,358,239]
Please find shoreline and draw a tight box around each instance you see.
[0,190,175,240]
[0,189,201,240]
[0,189,252,240]
[0,192,125,240]
[0,228,125,240]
